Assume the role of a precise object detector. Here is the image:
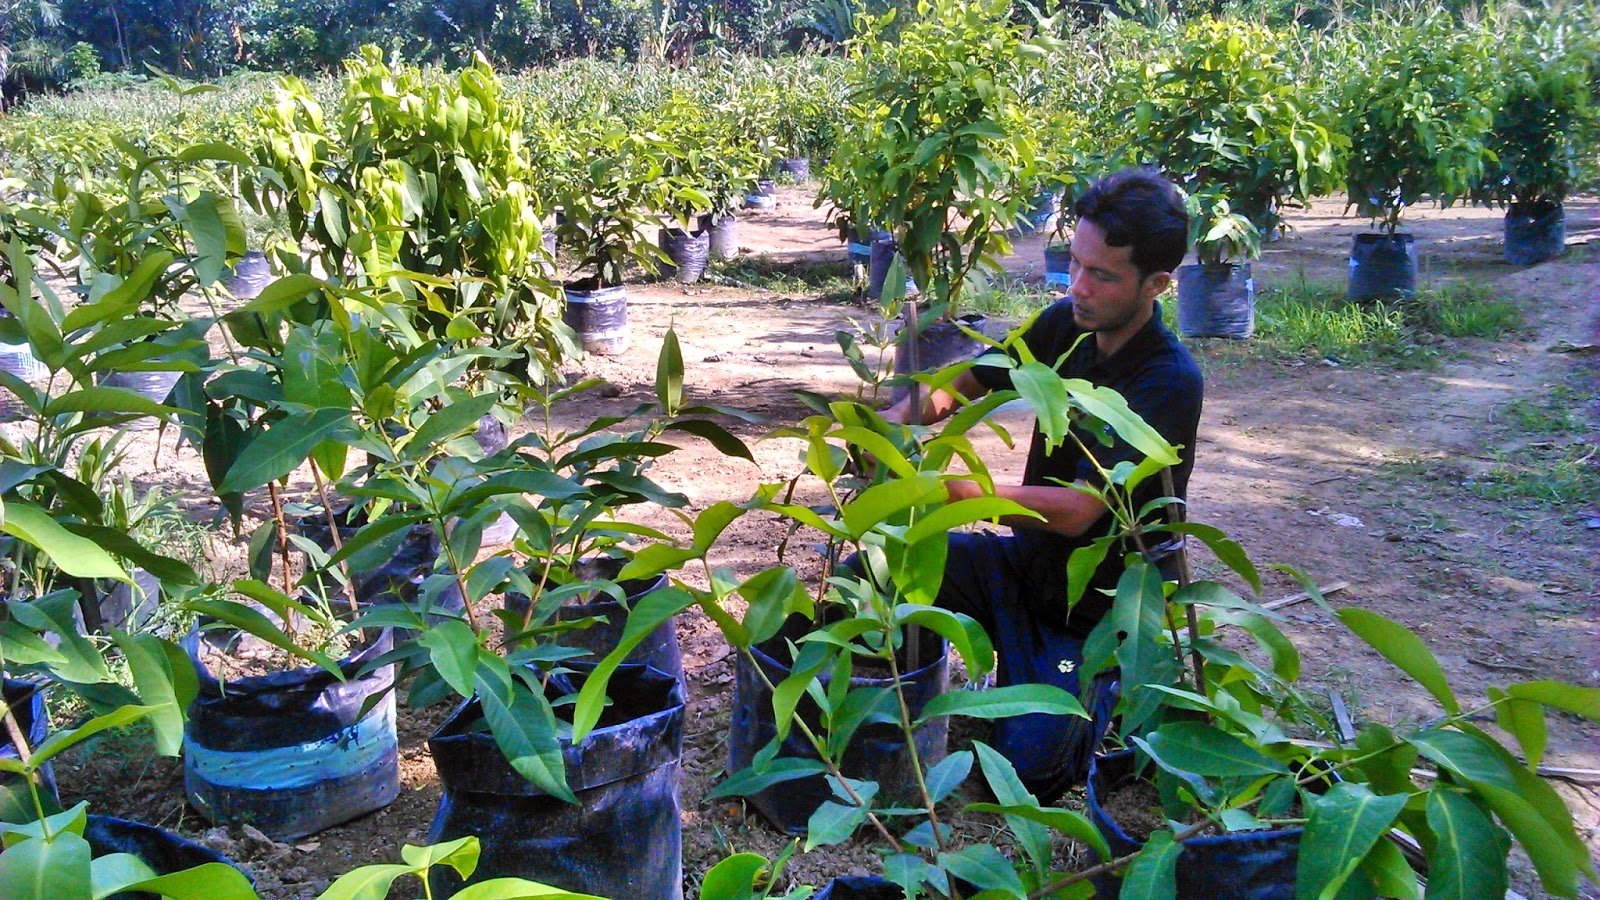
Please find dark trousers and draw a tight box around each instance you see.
[934,530,1118,802]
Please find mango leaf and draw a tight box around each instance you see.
[450,878,607,899]
[895,605,993,680]
[312,862,415,900]
[1357,837,1418,900]
[917,684,1085,725]
[804,783,877,851]
[970,741,1053,873]
[568,586,696,742]
[965,804,1110,866]
[1118,830,1180,900]
[937,844,1025,895]
[708,757,828,800]
[738,566,809,647]
[924,750,973,804]
[478,673,573,803]
[656,327,683,413]
[88,853,158,899]
[185,599,340,675]
[217,408,354,494]
[1066,380,1181,467]
[1,501,128,581]
[1488,687,1547,771]
[0,829,92,900]
[1506,681,1600,722]
[400,836,480,879]
[111,862,257,900]
[110,631,196,757]
[903,496,1036,545]
[1295,782,1406,900]
[28,705,158,770]
[1144,721,1288,778]
[697,852,771,900]
[1336,609,1458,716]
[1424,788,1508,900]
[241,274,326,314]
[840,475,943,539]
[663,419,754,462]
[409,394,499,456]
[417,621,480,698]
[770,640,832,742]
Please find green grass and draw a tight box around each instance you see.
[958,273,1056,322]
[1239,276,1525,368]
[1467,445,1600,507]
[1498,385,1588,435]
[712,256,855,301]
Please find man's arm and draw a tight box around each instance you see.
[883,369,988,425]
[945,478,1106,538]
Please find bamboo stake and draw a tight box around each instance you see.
[904,296,923,673]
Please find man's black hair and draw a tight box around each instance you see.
[1073,168,1190,280]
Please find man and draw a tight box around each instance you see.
[883,168,1203,800]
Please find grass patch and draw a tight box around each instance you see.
[1242,276,1525,368]
[958,273,1056,322]
[1467,444,1600,507]
[1498,385,1588,435]
[713,256,854,300]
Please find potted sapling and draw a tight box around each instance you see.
[1336,8,1497,300]
[829,0,1060,392]
[1471,7,1598,266]
[1123,17,1340,338]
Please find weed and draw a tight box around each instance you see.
[1497,385,1587,435]
[958,272,1056,322]
[712,257,853,300]
[1466,444,1600,507]
[1402,281,1523,338]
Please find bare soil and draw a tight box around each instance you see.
[45,187,1600,898]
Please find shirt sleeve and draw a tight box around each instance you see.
[969,301,1074,394]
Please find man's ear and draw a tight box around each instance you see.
[1141,271,1172,302]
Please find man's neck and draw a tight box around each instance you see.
[1094,304,1154,358]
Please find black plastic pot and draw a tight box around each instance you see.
[698,213,739,261]
[727,615,949,835]
[1043,243,1072,289]
[223,251,272,300]
[1088,749,1305,899]
[777,158,811,180]
[182,628,400,840]
[503,557,683,686]
[867,238,918,301]
[85,814,251,900]
[1347,232,1417,302]
[0,678,54,822]
[757,178,777,197]
[562,283,629,355]
[891,314,988,405]
[427,663,686,899]
[815,876,904,899]
[85,567,161,634]
[1504,201,1566,266]
[659,227,711,284]
[1176,263,1255,339]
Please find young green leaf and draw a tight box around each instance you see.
[1294,782,1407,900]
[1,501,129,581]
[1423,789,1509,900]
[917,684,1085,725]
[1336,608,1458,716]
[0,828,92,900]
[1143,721,1289,778]
[1119,830,1180,900]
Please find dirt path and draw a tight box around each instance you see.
[53,188,1600,898]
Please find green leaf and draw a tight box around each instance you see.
[1066,380,1181,467]
[804,783,877,850]
[1143,721,1289,778]
[937,843,1025,895]
[42,386,174,420]
[708,757,829,800]
[840,474,943,539]
[917,684,1085,725]
[1424,789,1508,900]
[1358,837,1418,900]
[185,191,236,285]
[89,852,158,899]
[895,605,993,680]
[903,496,1036,545]
[409,394,499,456]
[185,599,340,675]
[568,586,695,742]
[1489,688,1547,771]
[1295,782,1407,900]
[971,742,1053,874]
[240,274,326,313]
[449,878,607,899]
[217,408,354,494]
[1119,830,1180,900]
[656,327,683,414]
[29,705,158,770]
[924,750,973,804]
[418,621,481,699]
[113,863,258,900]
[110,631,194,757]
[0,828,92,900]
[964,803,1111,864]
[478,673,574,803]
[697,852,770,900]
[1,501,129,581]
[663,419,754,462]
[312,863,414,900]
[1336,608,1458,717]
[400,836,480,879]
[1506,681,1600,722]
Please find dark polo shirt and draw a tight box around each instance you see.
[969,300,1203,636]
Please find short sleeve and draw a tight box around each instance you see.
[970,301,1077,393]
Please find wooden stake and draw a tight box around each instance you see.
[904,296,922,673]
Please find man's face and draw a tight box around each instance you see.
[1066,219,1169,339]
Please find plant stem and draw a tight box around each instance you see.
[1160,468,1205,696]
[884,636,949,856]
[309,461,358,617]
[265,480,298,644]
